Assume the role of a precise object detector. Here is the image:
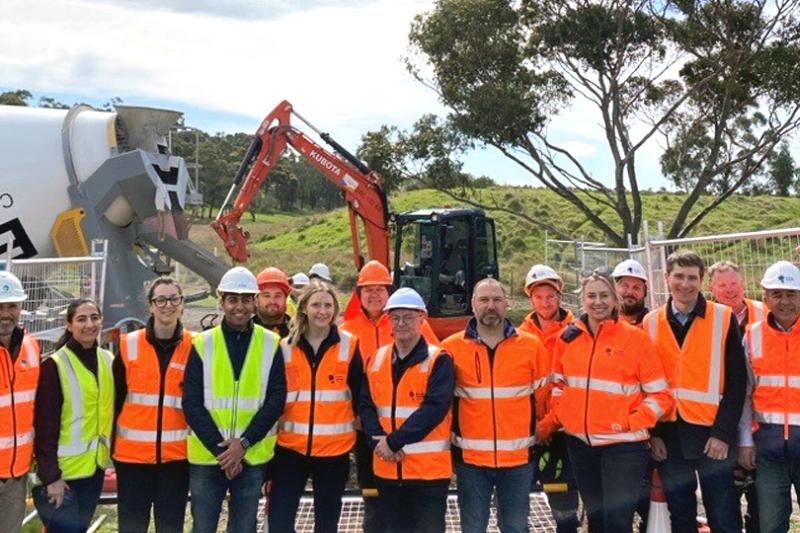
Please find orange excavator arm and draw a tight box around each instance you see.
[211,100,391,269]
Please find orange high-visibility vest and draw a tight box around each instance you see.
[278,331,357,456]
[549,318,673,446]
[0,335,39,477]
[367,343,451,481]
[114,328,193,463]
[443,329,549,467]
[518,309,574,421]
[341,309,439,363]
[745,299,766,326]
[643,302,731,426]
[745,317,800,439]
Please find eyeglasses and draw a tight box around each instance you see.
[151,295,183,308]
[223,294,255,305]
[389,314,419,325]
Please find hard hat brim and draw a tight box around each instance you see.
[0,295,26,303]
[525,279,562,295]
[761,282,800,291]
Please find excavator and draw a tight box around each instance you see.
[212,100,499,338]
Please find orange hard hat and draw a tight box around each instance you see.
[357,260,393,287]
[256,267,292,295]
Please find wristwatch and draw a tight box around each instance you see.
[240,437,251,450]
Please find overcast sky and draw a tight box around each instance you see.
[1,0,669,188]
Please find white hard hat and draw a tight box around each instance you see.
[217,266,259,295]
[0,271,26,303]
[291,272,310,287]
[384,287,427,312]
[309,263,332,282]
[761,261,800,291]
[525,264,563,295]
[612,259,648,283]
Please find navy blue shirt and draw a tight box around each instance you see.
[652,296,746,456]
[183,319,286,458]
[359,337,454,454]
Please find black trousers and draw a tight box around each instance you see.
[355,431,387,533]
[376,480,449,533]
[114,460,189,533]
[267,446,350,533]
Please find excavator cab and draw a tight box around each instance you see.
[394,208,498,337]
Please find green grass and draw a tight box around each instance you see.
[190,188,800,294]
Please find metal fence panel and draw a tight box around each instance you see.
[5,240,107,350]
[645,227,800,307]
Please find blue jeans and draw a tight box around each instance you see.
[755,455,800,533]
[566,437,650,533]
[32,469,105,533]
[189,464,264,533]
[658,450,740,533]
[455,461,534,533]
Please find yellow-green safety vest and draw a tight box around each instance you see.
[187,324,279,465]
[51,346,114,481]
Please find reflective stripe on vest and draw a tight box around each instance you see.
[278,331,357,456]
[52,347,114,480]
[0,335,40,477]
[644,303,728,424]
[746,299,766,325]
[573,429,650,446]
[746,319,800,439]
[451,436,535,452]
[369,343,451,480]
[187,325,278,465]
[454,384,535,399]
[114,329,193,463]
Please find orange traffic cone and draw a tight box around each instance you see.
[646,469,671,532]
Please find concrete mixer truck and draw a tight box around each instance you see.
[0,103,230,333]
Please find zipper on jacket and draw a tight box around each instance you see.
[583,324,603,446]
[2,351,18,475]
[231,381,239,441]
[156,357,166,464]
[487,347,499,467]
[785,339,790,440]
[391,365,401,480]
[307,353,319,456]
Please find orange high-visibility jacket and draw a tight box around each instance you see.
[745,317,800,439]
[643,302,732,426]
[114,328,193,463]
[745,298,766,326]
[443,327,549,467]
[0,335,39,477]
[548,318,673,446]
[367,343,451,481]
[278,331,358,456]
[518,309,574,421]
[341,309,439,364]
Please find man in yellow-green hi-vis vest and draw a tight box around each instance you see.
[183,267,286,533]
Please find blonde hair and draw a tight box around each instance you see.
[708,260,740,281]
[287,279,340,347]
[580,270,620,317]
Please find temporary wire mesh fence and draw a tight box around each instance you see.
[4,240,107,351]
[644,226,800,308]
[545,226,800,312]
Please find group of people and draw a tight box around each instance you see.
[0,250,798,533]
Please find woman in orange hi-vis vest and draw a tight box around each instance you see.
[541,270,673,533]
[112,278,193,532]
[268,279,363,533]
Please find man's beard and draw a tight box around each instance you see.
[621,299,645,316]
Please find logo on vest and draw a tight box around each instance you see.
[328,373,345,385]
[409,390,425,402]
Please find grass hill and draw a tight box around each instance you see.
[188,187,800,293]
